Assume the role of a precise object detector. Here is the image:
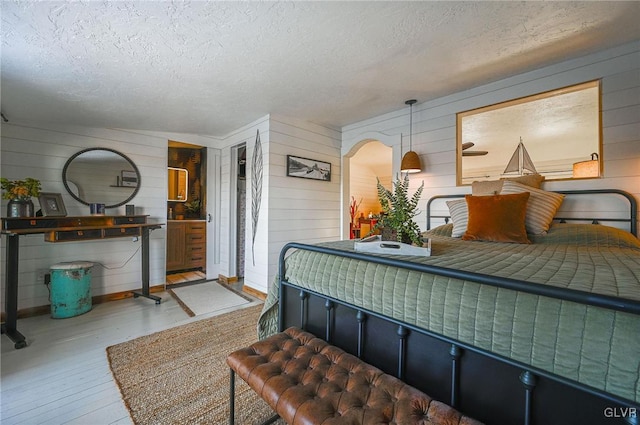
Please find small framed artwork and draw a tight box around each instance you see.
[121,170,138,187]
[286,155,331,181]
[38,192,68,217]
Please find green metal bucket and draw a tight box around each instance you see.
[49,262,94,319]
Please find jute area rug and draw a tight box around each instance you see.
[107,304,285,424]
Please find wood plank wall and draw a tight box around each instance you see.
[0,123,168,310]
[265,116,341,293]
[216,115,269,292]
[217,114,341,295]
[2,42,637,309]
[342,41,640,230]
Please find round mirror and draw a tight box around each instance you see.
[62,148,141,208]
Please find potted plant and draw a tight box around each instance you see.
[184,197,201,218]
[0,177,41,217]
[372,174,423,245]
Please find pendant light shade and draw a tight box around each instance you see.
[400,150,422,173]
[401,99,422,174]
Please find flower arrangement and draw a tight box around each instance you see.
[0,177,41,200]
[349,196,362,225]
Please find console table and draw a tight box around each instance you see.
[1,215,163,349]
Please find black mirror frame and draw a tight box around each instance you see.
[62,147,141,208]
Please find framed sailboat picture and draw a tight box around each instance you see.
[456,80,602,185]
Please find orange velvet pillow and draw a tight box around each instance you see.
[462,192,531,244]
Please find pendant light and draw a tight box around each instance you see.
[400,99,422,173]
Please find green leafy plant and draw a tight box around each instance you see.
[372,174,424,245]
[184,198,201,214]
[0,177,41,200]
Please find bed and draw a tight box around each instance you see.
[258,189,639,425]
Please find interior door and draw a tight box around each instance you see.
[205,147,221,280]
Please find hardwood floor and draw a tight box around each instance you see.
[165,270,206,285]
[0,285,258,425]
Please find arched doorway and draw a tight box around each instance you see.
[343,132,400,239]
[349,141,392,237]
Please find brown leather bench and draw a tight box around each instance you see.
[227,327,483,425]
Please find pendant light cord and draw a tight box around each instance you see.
[409,103,413,151]
[405,99,417,150]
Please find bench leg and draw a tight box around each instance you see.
[230,367,280,425]
[229,368,235,425]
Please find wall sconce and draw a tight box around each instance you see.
[400,99,422,174]
[572,152,599,178]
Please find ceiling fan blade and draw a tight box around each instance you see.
[462,150,488,156]
[462,141,488,156]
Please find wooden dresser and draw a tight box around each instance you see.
[166,220,206,272]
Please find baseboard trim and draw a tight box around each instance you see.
[218,274,239,284]
[242,285,266,301]
[1,284,166,321]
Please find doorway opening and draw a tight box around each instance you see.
[226,143,247,286]
[166,140,208,286]
[347,140,392,239]
[236,145,247,279]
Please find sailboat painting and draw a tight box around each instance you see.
[503,137,537,176]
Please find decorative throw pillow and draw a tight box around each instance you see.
[462,193,531,244]
[499,180,565,235]
[509,173,545,189]
[446,199,468,238]
[471,180,504,196]
[471,173,545,196]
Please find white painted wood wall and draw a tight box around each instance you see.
[264,115,342,293]
[0,123,168,310]
[2,41,638,312]
[343,41,640,232]
[217,115,342,295]
[216,116,271,294]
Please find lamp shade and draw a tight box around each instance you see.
[401,150,422,173]
[572,160,599,178]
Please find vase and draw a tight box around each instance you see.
[381,227,397,242]
[7,199,35,217]
[381,227,412,244]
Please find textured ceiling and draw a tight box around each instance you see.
[2,1,639,137]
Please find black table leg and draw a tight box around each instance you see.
[1,234,27,349]
[132,226,161,304]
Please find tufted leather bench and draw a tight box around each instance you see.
[227,327,483,425]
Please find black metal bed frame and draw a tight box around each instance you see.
[277,189,639,425]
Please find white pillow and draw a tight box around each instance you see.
[500,180,565,235]
[446,199,468,238]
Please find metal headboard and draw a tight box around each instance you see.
[426,189,638,237]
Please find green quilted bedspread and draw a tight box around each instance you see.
[258,223,640,403]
